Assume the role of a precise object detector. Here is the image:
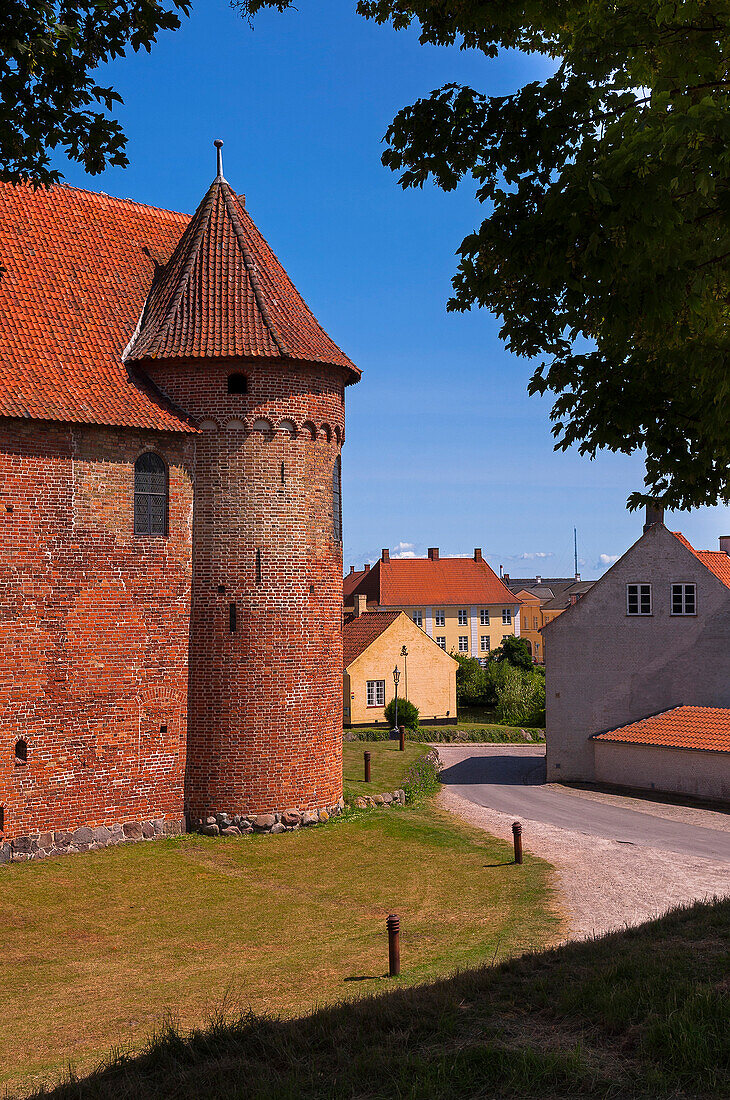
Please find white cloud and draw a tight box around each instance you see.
[598,553,620,566]
[391,541,416,559]
[514,551,554,561]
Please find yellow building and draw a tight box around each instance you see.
[343,606,457,726]
[344,548,523,661]
[513,589,545,663]
[503,574,596,664]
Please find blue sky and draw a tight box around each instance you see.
[54,0,730,578]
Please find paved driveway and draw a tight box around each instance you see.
[438,744,730,862]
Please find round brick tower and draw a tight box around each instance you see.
[127,151,359,821]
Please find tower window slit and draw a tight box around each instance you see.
[256,550,262,585]
[281,462,285,485]
[229,602,237,633]
[15,738,27,765]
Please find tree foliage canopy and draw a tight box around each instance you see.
[1,2,190,186]
[244,1,730,510]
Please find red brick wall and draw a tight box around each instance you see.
[0,420,194,841]
[147,358,347,816]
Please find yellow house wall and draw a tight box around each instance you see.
[391,602,520,659]
[345,614,458,726]
[516,595,544,663]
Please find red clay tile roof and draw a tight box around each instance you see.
[343,610,401,667]
[349,556,520,607]
[127,175,359,382]
[343,567,370,599]
[594,706,730,754]
[0,182,195,431]
[672,532,730,590]
[0,176,358,432]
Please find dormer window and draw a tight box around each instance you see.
[227,373,248,395]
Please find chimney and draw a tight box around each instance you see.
[349,565,355,574]
[381,548,389,562]
[569,593,578,606]
[427,547,439,561]
[503,572,510,583]
[474,548,482,562]
[354,594,367,618]
[575,572,581,581]
[720,536,730,556]
[535,575,542,584]
[643,502,664,533]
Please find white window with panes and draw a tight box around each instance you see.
[671,583,696,615]
[434,609,445,627]
[366,680,385,707]
[458,608,468,626]
[502,608,512,625]
[626,584,652,615]
[480,636,490,652]
[480,608,489,625]
[458,636,469,652]
[412,609,423,627]
[436,636,446,649]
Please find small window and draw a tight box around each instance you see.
[435,609,445,627]
[535,643,540,656]
[436,636,446,650]
[366,680,385,707]
[458,636,469,652]
[134,453,168,536]
[15,739,27,765]
[412,609,422,627]
[0,805,4,832]
[671,583,696,616]
[502,608,512,625]
[480,609,490,626]
[533,617,538,630]
[480,636,490,652]
[627,583,652,615]
[332,456,342,543]
[229,602,237,633]
[458,609,468,626]
[256,550,262,585]
[227,373,248,394]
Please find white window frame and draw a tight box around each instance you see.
[626,583,652,616]
[480,635,490,653]
[671,583,696,616]
[480,608,490,626]
[412,609,423,627]
[434,609,445,627]
[436,636,446,650]
[502,608,512,625]
[458,635,469,652]
[366,680,386,707]
[458,608,468,626]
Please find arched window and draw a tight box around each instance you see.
[333,455,342,543]
[134,453,168,536]
[15,739,27,765]
[227,373,248,394]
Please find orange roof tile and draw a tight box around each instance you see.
[0,177,358,433]
[671,532,730,590]
[349,555,520,607]
[594,706,730,754]
[127,175,359,380]
[343,567,370,599]
[343,610,401,667]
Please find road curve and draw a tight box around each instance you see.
[437,744,730,863]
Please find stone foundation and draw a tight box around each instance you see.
[0,817,186,864]
[191,798,346,836]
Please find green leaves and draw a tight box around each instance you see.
[0,2,191,186]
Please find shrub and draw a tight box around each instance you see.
[452,652,488,706]
[384,697,419,730]
[494,666,546,727]
[493,634,533,669]
[402,748,440,802]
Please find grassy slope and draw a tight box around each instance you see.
[2,804,556,1095]
[22,897,730,1100]
[341,738,427,798]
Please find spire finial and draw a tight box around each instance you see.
[214,139,224,178]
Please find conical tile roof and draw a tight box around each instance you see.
[126,175,359,381]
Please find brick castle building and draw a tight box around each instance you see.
[0,147,360,861]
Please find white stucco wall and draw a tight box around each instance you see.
[594,741,730,802]
[545,524,730,781]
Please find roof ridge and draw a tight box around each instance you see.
[59,181,189,219]
[219,180,290,358]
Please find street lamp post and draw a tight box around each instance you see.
[392,664,401,735]
[400,645,408,701]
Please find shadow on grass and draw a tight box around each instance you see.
[21,897,730,1100]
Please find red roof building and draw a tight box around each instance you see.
[0,151,358,859]
[594,707,730,754]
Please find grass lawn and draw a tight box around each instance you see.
[1,803,557,1096]
[341,737,428,799]
[19,896,730,1099]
